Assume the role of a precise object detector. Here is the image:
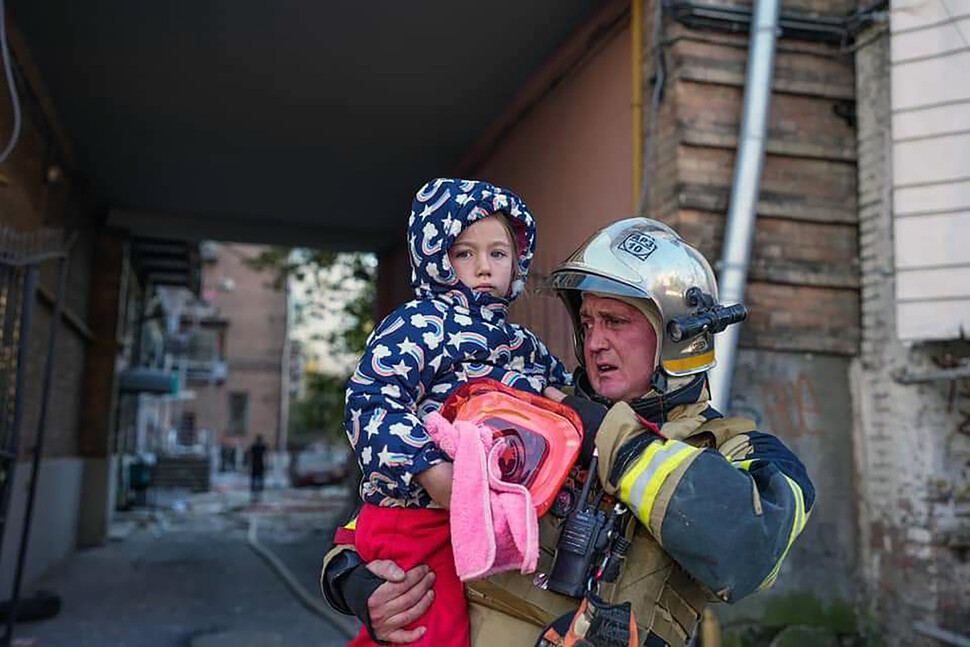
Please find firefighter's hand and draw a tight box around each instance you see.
[366,560,436,643]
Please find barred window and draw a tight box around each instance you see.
[228,391,249,437]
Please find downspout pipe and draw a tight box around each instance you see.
[632,0,643,210]
[708,0,779,411]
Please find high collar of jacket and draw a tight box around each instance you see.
[407,178,537,320]
[574,368,713,426]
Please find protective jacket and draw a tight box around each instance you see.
[324,374,814,646]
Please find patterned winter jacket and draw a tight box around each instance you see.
[345,178,572,508]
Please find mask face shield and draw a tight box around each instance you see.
[491,424,549,487]
[439,379,583,517]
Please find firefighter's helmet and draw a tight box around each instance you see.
[548,218,720,377]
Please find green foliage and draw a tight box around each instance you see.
[720,593,880,647]
[287,372,348,449]
[245,247,376,357]
[245,246,376,448]
[761,593,856,634]
[339,278,376,356]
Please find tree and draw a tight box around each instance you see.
[246,247,376,357]
[287,372,348,448]
[245,248,376,448]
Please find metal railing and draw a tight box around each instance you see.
[0,227,73,646]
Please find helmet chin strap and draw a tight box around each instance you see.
[649,369,668,424]
[575,365,707,427]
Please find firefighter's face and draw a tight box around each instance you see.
[580,294,657,403]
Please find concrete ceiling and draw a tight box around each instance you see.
[12,1,598,249]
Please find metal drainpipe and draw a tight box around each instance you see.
[632,0,643,210]
[707,0,779,411]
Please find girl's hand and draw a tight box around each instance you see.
[544,386,568,402]
[415,462,453,509]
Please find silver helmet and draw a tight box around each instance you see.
[548,217,723,377]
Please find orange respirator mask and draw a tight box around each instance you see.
[439,379,583,517]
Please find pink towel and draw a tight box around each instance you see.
[424,412,539,581]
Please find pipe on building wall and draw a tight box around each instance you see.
[707,0,779,411]
[667,0,888,45]
[636,0,667,216]
[632,0,643,209]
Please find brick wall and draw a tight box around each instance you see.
[852,25,970,642]
[636,0,863,624]
[652,19,859,356]
[0,25,106,579]
[373,0,870,628]
[182,243,287,451]
[0,37,97,460]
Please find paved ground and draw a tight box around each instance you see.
[17,476,360,647]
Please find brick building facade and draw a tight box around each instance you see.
[0,33,105,594]
[181,242,290,457]
[851,12,970,639]
[491,0,863,632]
[374,0,965,642]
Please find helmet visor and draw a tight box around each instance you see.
[543,270,651,301]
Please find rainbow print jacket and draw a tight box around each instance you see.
[345,178,571,508]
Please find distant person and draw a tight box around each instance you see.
[340,178,572,646]
[219,444,233,472]
[248,435,268,502]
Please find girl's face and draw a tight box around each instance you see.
[447,215,515,298]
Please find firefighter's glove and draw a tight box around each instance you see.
[562,395,609,464]
[324,551,389,643]
[537,594,639,647]
[573,594,638,647]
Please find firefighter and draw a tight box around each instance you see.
[321,218,815,646]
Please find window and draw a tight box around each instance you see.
[228,391,249,437]
[178,411,197,445]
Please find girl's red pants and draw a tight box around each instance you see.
[347,503,469,647]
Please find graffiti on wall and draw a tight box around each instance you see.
[956,378,970,439]
[950,379,970,504]
[759,372,824,439]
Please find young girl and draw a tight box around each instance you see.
[344,178,571,646]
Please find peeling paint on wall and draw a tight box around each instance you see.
[721,350,857,623]
[853,24,970,642]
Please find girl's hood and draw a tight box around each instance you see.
[407,178,536,307]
